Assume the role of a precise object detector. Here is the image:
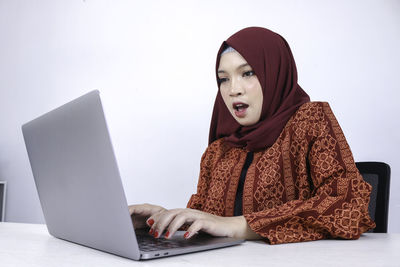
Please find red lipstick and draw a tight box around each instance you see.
[232,102,249,118]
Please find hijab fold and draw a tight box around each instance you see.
[209,27,310,152]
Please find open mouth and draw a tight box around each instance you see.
[232,102,249,118]
[233,102,249,111]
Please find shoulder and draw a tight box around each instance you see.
[291,101,337,124]
[288,101,339,139]
[200,138,228,163]
[296,101,332,117]
[201,138,242,164]
[207,138,225,153]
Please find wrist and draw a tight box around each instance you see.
[229,216,262,240]
[227,216,248,238]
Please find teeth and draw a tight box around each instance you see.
[234,104,243,108]
[234,103,246,110]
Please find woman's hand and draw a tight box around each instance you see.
[128,203,167,229]
[146,208,261,240]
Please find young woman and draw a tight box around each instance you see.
[129,27,375,244]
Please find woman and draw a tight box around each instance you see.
[129,27,375,244]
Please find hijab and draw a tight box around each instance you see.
[209,27,310,152]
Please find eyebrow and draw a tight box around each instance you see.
[217,63,250,74]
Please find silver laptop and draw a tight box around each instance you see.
[22,90,244,260]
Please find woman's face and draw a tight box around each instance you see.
[218,51,263,126]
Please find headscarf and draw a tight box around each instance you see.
[209,27,310,152]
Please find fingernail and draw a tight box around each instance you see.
[149,228,154,235]
[165,231,170,238]
[154,231,159,238]
[147,219,154,226]
[184,231,190,239]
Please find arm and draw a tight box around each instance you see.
[146,208,262,239]
[145,141,262,239]
[186,145,214,211]
[243,103,375,244]
[128,145,218,231]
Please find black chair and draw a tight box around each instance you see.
[355,162,391,233]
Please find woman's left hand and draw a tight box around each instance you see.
[146,208,255,239]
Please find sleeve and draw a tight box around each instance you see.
[243,103,376,244]
[186,144,215,210]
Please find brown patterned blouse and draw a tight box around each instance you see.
[187,102,376,244]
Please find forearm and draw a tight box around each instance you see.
[230,216,263,240]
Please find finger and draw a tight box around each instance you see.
[130,205,157,229]
[128,205,137,215]
[184,219,205,239]
[129,203,165,217]
[146,208,170,230]
[146,212,164,237]
[151,209,182,238]
[166,212,197,239]
[142,203,166,213]
[129,204,149,215]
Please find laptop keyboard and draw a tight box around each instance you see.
[136,232,209,252]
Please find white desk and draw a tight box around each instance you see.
[1,222,399,267]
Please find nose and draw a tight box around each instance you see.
[229,77,244,96]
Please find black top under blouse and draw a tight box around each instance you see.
[234,152,254,216]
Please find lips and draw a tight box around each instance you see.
[232,102,249,118]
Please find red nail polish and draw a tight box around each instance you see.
[154,231,159,238]
[165,231,170,238]
[184,232,190,239]
[147,219,154,226]
[149,228,154,235]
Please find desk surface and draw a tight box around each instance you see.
[1,222,399,267]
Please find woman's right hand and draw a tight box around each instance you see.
[128,203,167,229]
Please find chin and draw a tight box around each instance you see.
[236,118,257,126]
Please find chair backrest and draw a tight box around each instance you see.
[355,162,391,233]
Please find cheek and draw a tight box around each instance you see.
[248,81,263,113]
[219,88,231,109]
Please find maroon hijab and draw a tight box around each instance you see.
[209,27,310,152]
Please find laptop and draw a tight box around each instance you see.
[21,90,244,260]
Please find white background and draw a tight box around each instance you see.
[0,0,399,233]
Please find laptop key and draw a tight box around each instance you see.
[137,233,209,251]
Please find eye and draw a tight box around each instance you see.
[243,70,255,77]
[218,77,229,83]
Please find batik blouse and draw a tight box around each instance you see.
[187,102,375,244]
